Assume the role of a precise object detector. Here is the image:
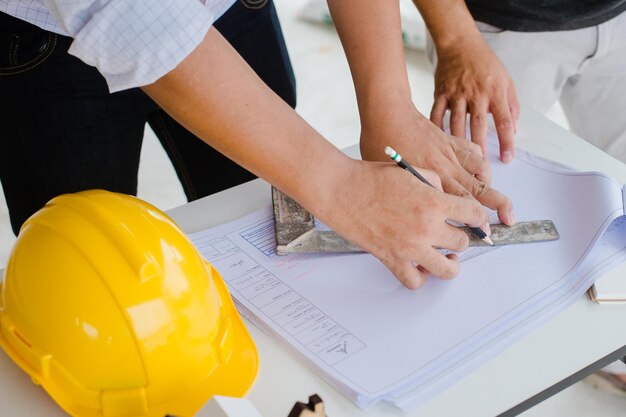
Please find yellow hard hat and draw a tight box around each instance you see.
[0,190,258,417]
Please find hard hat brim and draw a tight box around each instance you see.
[0,265,260,417]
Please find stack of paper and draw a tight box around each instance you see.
[589,225,626,304]
[189,139,626,410]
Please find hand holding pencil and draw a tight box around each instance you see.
[318,160,491,289]
[385,146,493,246]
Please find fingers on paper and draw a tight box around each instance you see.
[435,223,470,253]
[479,187,515,226]
[456,175,514,226]
[430,96,448,130]
[450,99,468,138]
[443,192,489,228]
[491,97,516,163]
[452,141,491,185]
[418,248,461,280]
[387,252,461,289]
[387,260,430,290]
[468,99,489,156]
[509,86,520,126]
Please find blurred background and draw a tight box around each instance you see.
[1,0,623,415]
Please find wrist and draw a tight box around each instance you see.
[433,28,484,55]
[356,81,412,118]
[358,91,415,131]
[359,107,431,162]
[289,151,358,222]
[421,2,484,53]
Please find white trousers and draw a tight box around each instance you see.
[426,13,626,375]
[476,15,626,376]
[428,11,626,162]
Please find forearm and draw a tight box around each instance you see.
[326,0,412,120]
[142,28,351,219]
[327,0,513,223]
[144,23,496,288]
[413,0,482,51]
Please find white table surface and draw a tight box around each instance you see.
[1,107,625,416]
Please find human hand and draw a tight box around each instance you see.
[360,103,514,225]
[323,160,489,289]
[431,38,520,163]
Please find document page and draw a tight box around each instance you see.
[189,146,625,409]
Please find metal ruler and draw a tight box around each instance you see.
[272,187,559,255]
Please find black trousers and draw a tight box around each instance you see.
[0,0,296,235]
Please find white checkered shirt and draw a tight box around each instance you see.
[0,0,236,92]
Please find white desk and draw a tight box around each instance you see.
[1,107,625,416]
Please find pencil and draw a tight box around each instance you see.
[384,146,494,246]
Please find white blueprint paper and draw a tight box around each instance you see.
[189,144,626,410]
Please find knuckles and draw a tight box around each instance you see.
[496,117,513,131]
[470,112,486,126]
[471,180,489,198]
[450,111,467,124]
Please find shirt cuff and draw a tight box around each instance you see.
[66,1,215,93]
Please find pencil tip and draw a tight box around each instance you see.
[483,236,494,246]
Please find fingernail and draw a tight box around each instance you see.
[502,151,513,163]
[484,222,491,236]
[508,211,516,226]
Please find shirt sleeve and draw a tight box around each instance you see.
[44,0,216,92]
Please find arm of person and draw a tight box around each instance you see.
[326,0,514,225]
[413,0,519,162]
[141,27,490,289]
